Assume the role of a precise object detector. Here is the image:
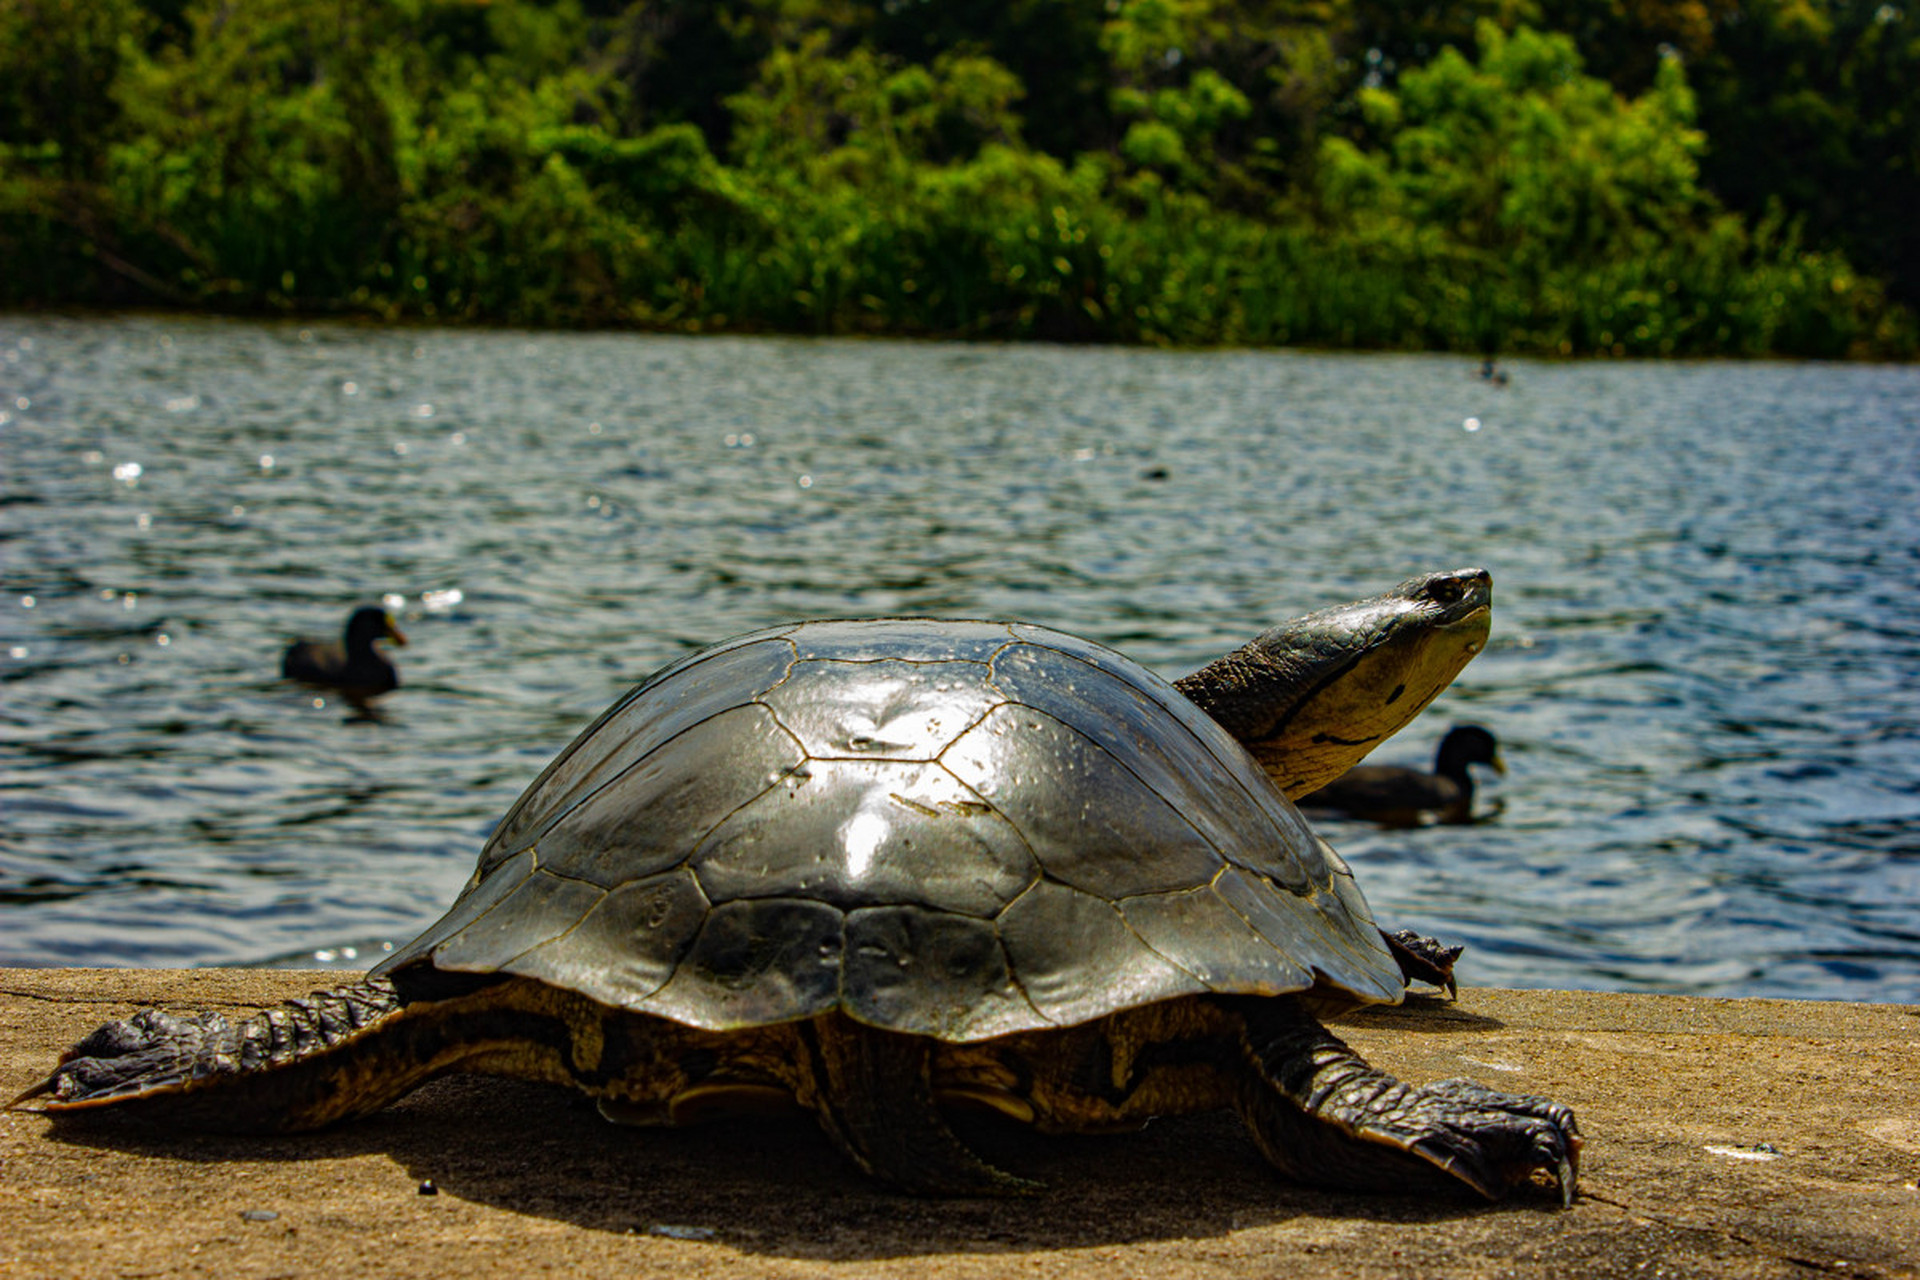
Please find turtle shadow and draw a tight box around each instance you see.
[38,1074,1550,1259]
[1338,995,1508,1034]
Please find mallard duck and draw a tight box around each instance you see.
[281,606,407,699]
[1301,724,1504,825]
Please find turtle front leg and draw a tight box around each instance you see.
[1222,995,1580,1205]
[1381,927,1464,997]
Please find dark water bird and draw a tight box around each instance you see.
[1301,724,1505,826]
[281,606,407,700]
[1478,359,1510,387]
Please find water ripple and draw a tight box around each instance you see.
[2,316,1917,1000]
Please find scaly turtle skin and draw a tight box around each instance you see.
[14,569,1579,1203]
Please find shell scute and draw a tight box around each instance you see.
[940,702,1226,899]
[987,640,1326,894]
[786,619,1017,665]
[761,657,1002,760]
[639,897,846,1029]
[429,871,607,973]
[843,906,1033,1039]
[508,868,710,1007]
[995,879,1208,1026]
[1117,884,1314,994]
[483,637,798,870]
[689,757,1036,917]
[535,703,806,889]
[385,848,536,971]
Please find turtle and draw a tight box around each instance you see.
[13,567,1580,1203]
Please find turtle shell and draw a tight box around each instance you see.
[377,620,1402,1040]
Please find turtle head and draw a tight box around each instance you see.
[1174,568,1492,799]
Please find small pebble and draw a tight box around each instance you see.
[1705,1143,1780,1162]
[239,1209,279,1222]
[418,1179,439,1196]
[650,1224,716,1240]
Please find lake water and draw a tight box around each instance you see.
[2,315,1916,1003]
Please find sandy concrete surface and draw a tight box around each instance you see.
[1,969,1915,1279]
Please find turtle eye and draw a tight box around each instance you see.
[1426,577,1465,605]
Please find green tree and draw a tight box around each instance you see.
[105,0,408,302]
[0,0,148,179]
[1693,0,1920,305]
[1319,22,1709,259]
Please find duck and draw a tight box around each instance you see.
[281,606,407,700]
[1300,724,1504,826]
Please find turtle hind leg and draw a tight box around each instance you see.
[1221,994,1580,1206]
[12,978,417,1131]
[798,1017,1040,1197]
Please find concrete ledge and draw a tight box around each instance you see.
[2,970,1916,1279]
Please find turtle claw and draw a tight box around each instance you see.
[1410,1078,1583,1204]
[1236,997,1579,1205]
[15,1008,226,1109]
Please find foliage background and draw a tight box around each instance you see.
[1,0,1912,357]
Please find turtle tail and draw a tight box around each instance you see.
[9,978,413,1131]
[796,1016,1041,1197]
